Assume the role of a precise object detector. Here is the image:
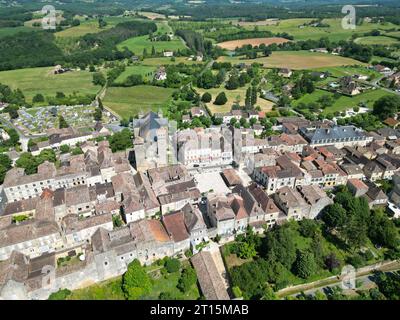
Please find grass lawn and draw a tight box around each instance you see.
[115,65,156,83]
[293,88,396,114]
[103,85,174,118]
[67,277,125,300]
[142,263,200,300]
[218,51,363,70]
[242,18,398,42]
[196,86,274,115]
[354,36,400,45]
[0,67,101,103]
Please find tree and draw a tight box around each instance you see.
[235,241,257,259]
[325,253,341,271]
[8,106,19,119]
[293,250,318,279]
[197,70,216,89]
[201,92,212,103]
[32,93,45,104]
[0,154,12,170]
[60,145,70,154]
[375,271,400,300]
[122,259,152,300]
[58,115,69,129]
[108,128,132,152]
[93,72,106,86]
[372,95,400,120]
[214,92,227,105]
[261,284,277,300]
[177,266,197,293]
[164,258,181,273]
[298,219,320,238]
[71,147,83,155]
[151,45,156,56]
[225,75,240,90]
[93,108,102,121]
[98,98,104,110]
[48,288,72,300]
[0,165,7,184]
[16,152,39,175]
[321,203,347,230]
[251,85,258,106]
[368,209,399,249]
[37,149,56,164]
[261,224,297,270]
[125,74,143,86]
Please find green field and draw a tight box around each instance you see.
[355,36,400,45]
[293,88,396,114]
[117,20,186,54]
[240,18,398,42]
[311,65,381,79]
[55,16,140,38]
[103,85,174,118]
[0,67,101,102]
[115,65,157,83]
[141,57,200,66]
[0,26,36,39]
[218,51,364,70]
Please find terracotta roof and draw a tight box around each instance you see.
[162,211,190,242]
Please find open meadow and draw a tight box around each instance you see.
[217,37,290,50]
[103,85,175,118]
[218,51,364,70]
[0,67,101,103]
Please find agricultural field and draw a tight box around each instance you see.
[354,36,400,45]
[292,88,397,114]
[240,18,398,42]
[117,35,186,54]
[103,85,175,118]
[218,51,364,70]
[114,65,157,84]
[140,57,201,66]
[196,86,274,115]
[138,11,167,20]
[0,67,101,103]
[217,37,290,50]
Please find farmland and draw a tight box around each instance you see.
[355,36,400,45]
[292,88,397,114]
[117,35,186,55]
[240,18,398,42]
[0,67,101,103]
[217,37,290,50]
[103,85,175,118]
[218,51,363,70]
[114,65,156,84]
